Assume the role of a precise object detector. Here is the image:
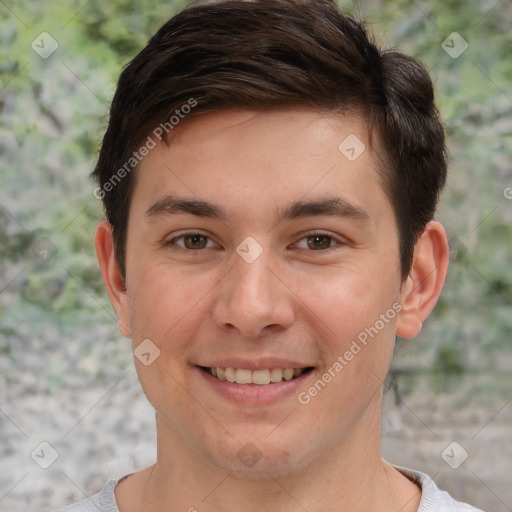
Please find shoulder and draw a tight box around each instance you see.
[53,479,120,512]
[395,466,486,512]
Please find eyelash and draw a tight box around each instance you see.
[166,231,345,254]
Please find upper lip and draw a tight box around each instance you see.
[196,358,314,371]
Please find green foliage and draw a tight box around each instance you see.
[351,0,512,386]
[1,0,511,392]
[432,345,466,392]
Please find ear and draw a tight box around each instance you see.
[95,220,132,338]
[396,221,449,338]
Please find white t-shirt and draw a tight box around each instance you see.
[54,466,485,512]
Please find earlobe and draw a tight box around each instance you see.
[118,321,131,338]
[396,221,449,338]
[95,220,132,339]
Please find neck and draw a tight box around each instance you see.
[127,394,421,512]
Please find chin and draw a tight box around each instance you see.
[203,429,312,478]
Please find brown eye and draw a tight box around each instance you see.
[167,233,215,250]
[183,234,209,249]
[306,234,333,250]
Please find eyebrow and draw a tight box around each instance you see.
[146,194,370,224]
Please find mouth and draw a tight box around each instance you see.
[197,365,315,385]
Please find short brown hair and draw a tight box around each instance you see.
[93,0,447,281]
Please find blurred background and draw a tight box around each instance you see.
[0,0,511,510]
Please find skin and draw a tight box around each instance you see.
[96,109,449,512]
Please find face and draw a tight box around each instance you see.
[114,109,406,475]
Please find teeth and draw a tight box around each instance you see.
[252,369,271,385]
[270,368,283,382]
[283,368,294,381]
[235,368,252,384]
[209,367,306,385]
[224,367,236,383]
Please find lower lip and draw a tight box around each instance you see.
[196,367,314,405]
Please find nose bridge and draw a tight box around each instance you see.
[235,253,274,309]
[212,245,294,336]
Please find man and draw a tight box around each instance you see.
[57,0,484,510]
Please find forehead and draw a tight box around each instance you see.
[131,109,393,228]
[166,109,368,161]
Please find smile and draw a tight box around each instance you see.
[199,366,313,385]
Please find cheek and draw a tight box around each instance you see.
[294,265,400,408]
[295,264,399,349]
[127,261,217,336]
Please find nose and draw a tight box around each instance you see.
[211,248,295,338]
